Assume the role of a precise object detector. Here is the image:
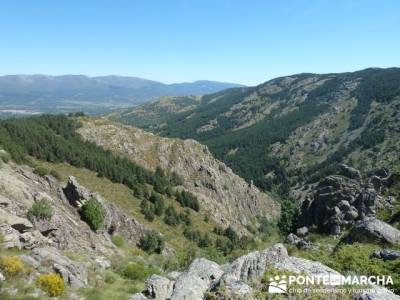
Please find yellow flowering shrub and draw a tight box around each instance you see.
[0,256,24,276]
[37,273,65,297]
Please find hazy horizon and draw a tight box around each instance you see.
[1,0,400,85]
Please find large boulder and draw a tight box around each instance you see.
[0,207,33,232]
[29,247,88,288]
[298,165,398,235]
[171,273,209,300]
[221,243,288,283]
[186,257,224,286]
[339,164,362,180]
[144,275,174,300]
[63,176,94,207]
[273,256,341,277]
[345,218,400,245]
[170,258,224,300]
[285,233,314,250]
[372,249,400,261]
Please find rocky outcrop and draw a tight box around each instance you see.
[0,207,33,232]
[77,118,279,234]
[145,275,174,300]
[345,217,400,245]
[135,244,400,299]
[285,233,314,249]
[29,247,88,288]
[221,243,287,283]
[63,176,94,207]
[62,175,146,244]
[339,163,362,180]
[372,249,400,260]
[0,162,146,254]
[298,165,397,235]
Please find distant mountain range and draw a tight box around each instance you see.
[0,74,243,115]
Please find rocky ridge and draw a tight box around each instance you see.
[77,118,279,234]
[298,164,399,236]
[130,244,399,300]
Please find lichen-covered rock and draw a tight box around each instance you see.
[339,164,362,180]
[169,258,224,300]
[298,165,397,235]
[273,256,341,277]
[0,162,146,254]
[30,247,88,288]
[145,274,174,300]
[296,226,308,237]
[186,257,224,286]
[0,207,33,232]
[345,218,400,245]
[221,243,288,283]
[94,256,111,269]
[171,272,208,300]
[371,249,400,260]
[63,176,94,207]
[285,233,314,250]
[129,293,148,300]
[137,244,400,300]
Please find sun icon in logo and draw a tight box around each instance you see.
[268,275,287,294]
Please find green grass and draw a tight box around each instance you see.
[40,162,239,264]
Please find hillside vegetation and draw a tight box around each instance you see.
[108,68,400,196]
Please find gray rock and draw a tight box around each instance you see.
[145,274,174,300]
[0,195,11,207]
[171,272,208,300]
[20,230,51,249]
[216,274,253,298]
[63,176,94,207]
[355,286,400,300]
[344,206,359,221]
[222,243,288,283]
[298,165,394,235]
[285,233,314,250]
[286,233,301,244]
[186,257,224,286]
[30,247,88,288]
[296,226,308,237]
[0,272,5,281]
[170,258,224,300]
[0,225,22,249]
[20,255,40,268]
[129,293,148,300]
[346,218,400,245]
[166,271,182,281]
[372,249,400,260]
[339,164,362,180]
[95,256,111,270]
[274,256,341,277]
[0,207,33,232]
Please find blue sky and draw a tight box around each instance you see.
[1,0,399,85]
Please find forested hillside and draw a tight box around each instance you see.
[109,68,400,196]
[0,115,278,262]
